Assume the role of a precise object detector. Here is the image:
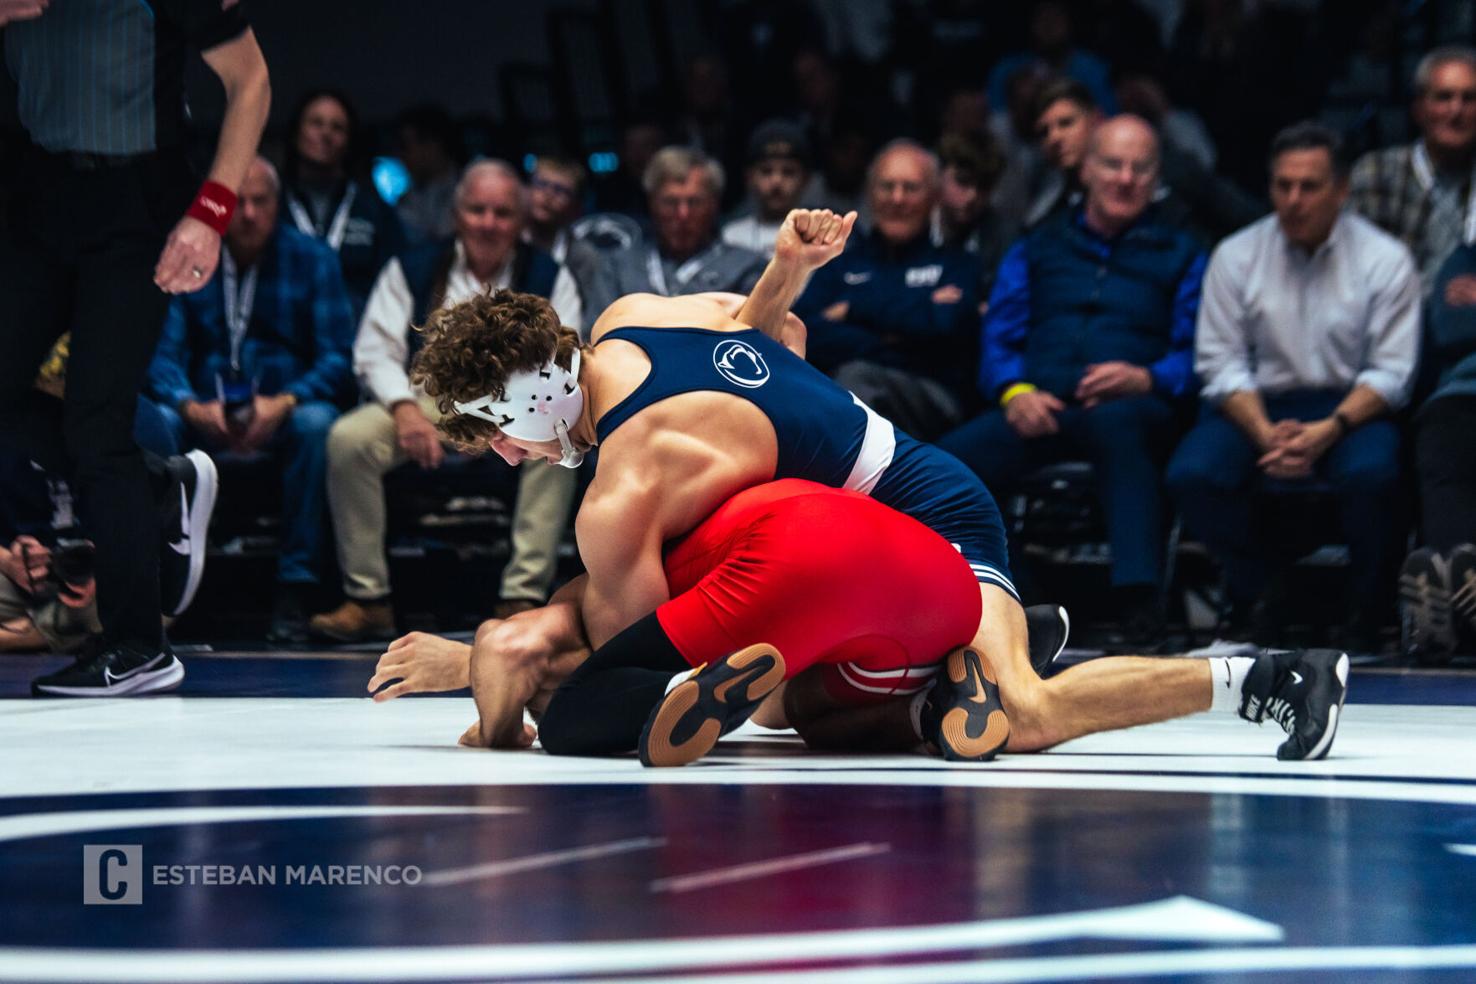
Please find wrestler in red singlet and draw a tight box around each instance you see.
[655,478,983,705]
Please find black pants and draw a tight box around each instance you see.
[0,151,192,649]
[1416,394,1476,553]
[538,614,688,757]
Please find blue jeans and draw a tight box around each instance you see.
[1166,391,1403,612]
[937,394,1183,588]
[154,399,338,584]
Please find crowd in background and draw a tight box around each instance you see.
[4,0,1476,664]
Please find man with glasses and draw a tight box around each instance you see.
[607,147,766,298]
[525,156,617,333]
[938,116,1207,645]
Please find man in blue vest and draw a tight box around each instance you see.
[311,161,582,642]
[938,116,1208,644]
[792,139,985,441]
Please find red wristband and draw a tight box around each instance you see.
[185,181,238,235]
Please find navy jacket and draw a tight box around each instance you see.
[983,207,1206,402]
[794,228,984,391]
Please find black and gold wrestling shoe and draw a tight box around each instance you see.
[638,644,786,768]
[920,646,1010,762]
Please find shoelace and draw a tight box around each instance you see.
[1239,665,1299,734]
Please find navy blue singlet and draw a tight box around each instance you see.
[596,326,1015,597]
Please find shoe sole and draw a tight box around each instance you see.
[1287,651,1349,762]
[1399,553,1454,662]
[937,647,1010,762]
[33,655,186,698]
[639,645,785,768]
[172,451,218,617]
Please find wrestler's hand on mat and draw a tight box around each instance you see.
[458,719,536,749]
[393,402,445,469]
[154,216,222,294]
[369,632,472,701]
[775,208,858,272]
[1004,389,1064,439]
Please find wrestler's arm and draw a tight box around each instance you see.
[735,209,856,350]
[576,471,671,649]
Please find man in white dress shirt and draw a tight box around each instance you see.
[1167,122,1421,650]
[310,161,583,640]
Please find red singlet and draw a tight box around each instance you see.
[657,479,982,704]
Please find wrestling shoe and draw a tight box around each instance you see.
[919,646,1010,762]
[32,638,185,697]
[638,644,786,767]
[1238,648,1349,761]
[1449,544,1476,647]
[1026,604,1071,676]
[1399,548,1455,665]
[159,450,218,617]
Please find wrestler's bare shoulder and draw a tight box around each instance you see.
[591,293,750,342]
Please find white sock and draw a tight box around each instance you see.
[908,690,930,741]
[1208,656,1255,713]
[664,666,700,695]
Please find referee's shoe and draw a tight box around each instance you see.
[31,638,184,697]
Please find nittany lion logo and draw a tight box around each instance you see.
[712,339,770,389]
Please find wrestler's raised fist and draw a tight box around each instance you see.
[774,208,858,272]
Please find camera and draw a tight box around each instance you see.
[20,537,95,601]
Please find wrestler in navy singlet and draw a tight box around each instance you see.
[595,326,1017,597]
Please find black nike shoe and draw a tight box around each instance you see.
[638,644,786,767]
[919,646,1010,762]
[159,450,217,617]
[1400,548,1456,665]
[1026,604,1071,676]
[31,638,185,697]
[1238,648,1349,761]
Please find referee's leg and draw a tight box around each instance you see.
[63,162,181,649]
[0,162,76,469]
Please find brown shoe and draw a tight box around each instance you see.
[308,599,395,642]
[492,598,539,619]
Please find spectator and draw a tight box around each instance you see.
[673,53,746,208]
[1349,46,1476,294]
[1023,78,1101,228]
[938,116,1205,641]
[147,157,355,643]
[987,0,1118,121]
[281,88,408,321]
[394,104,462,247]
[608,147,766,296]
[593,116,668,219]
[525,156,619,330]
[1167,123,1419,651]
[1400,242,1476,659]
[934,131,1017,301]
[793,139,983,441]
[722,120,813,258]
[310,161,583,641]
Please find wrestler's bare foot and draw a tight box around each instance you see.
[639,644,786,767]
[458,719,536,749]
[369,631,472,701]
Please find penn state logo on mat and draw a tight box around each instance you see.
[712,338,771,389]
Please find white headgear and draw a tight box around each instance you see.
[452,349,587,468]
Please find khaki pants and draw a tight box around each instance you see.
[325,400,578,602]
[0,575,101,652]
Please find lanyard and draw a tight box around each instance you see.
[1412,142,1476,244]
[646,244,711,296]
[220,250,259,373]
[287,181,359,252]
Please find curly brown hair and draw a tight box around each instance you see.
[409,289,585,453]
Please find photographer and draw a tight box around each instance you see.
[0,457,98,653]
